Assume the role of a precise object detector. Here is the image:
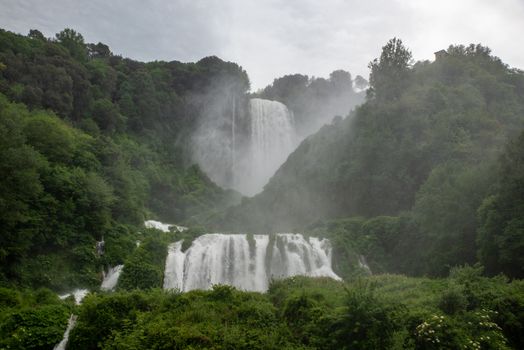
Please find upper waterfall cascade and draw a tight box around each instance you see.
[163,233,340,292]
[240,98,296,195]
[145,220,188,233]
[192,97,297,196]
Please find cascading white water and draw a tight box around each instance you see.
[55,291,87,349]
[238,99,296,195]
[101,265,124,291]
[58,289,89,305]
[163,241,186,290]
[163,233,340,292]
[145,220,188,233]
[53,314,77,350]
[191,97,296,196]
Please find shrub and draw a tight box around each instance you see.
[330,281,403,350]
[0,304,70,350]
[438,284,468,315]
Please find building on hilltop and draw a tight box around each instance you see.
[434,49,448,60]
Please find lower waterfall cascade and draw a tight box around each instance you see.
[58,289,89,305]
[163,233,340,292]
[54,260,125,348]
[53,314,77,350]
[101,265,124,291]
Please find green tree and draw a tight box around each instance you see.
[0,96,47,272]
[412,163,493,276]
[330,281,402,350]
[478,131,524,277]
[27,29,45,41]
[368,37,412,101]
[23,112,76,163]
[55,28,87,61]
[91,98,124,132]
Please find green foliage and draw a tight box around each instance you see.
[413,311,510,350]
[0,289,71,350]
[369,37,413,101]
[478,130,524,277]
[412,163,494,275]
[56,28,88,62]
[0,275,517,350]
[330,281,403,350]
[69,291,153,349]
[0,304,70,349]
[70,287,291,350]
[0,27,246,288]
[104,274,518,350]
[118,232,171,290]
[438,284,468,315]
[91,98,124,132]
[0,288,22,309]
[223,39,524,279]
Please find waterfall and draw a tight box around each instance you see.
[55,265,123,349]
[163,241,186,290]
[231,94,236,188]
[238,98,296,195]
[58,289,89,305]
[358,255,372,275]
[101,265,124,291]
[163,233,340,292]
[191,97,297,196]
[53,314,78,350]
[145,220,187,233]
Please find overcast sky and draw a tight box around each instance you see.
[1,0,523,90]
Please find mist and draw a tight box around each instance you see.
[190,69,366,196]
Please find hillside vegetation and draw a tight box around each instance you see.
[2,271,523,350]
[0,28,246,289]
[1,29,524,350]
[221,39,524,278]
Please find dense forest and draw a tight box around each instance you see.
[0,28,249,289]
[221,39,524,279]
[0,28,523,350]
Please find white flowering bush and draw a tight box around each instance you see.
[414,310,509,350]
[462,309,509,350]
[414,314,452,349]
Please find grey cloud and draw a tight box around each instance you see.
[0,0,523,89]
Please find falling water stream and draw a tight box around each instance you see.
[163,233,340,292]
[192,98,297,196]
[101,265,124,291]
[53,315,77,350]
[54,258,127,348]
[238,98,297,195]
